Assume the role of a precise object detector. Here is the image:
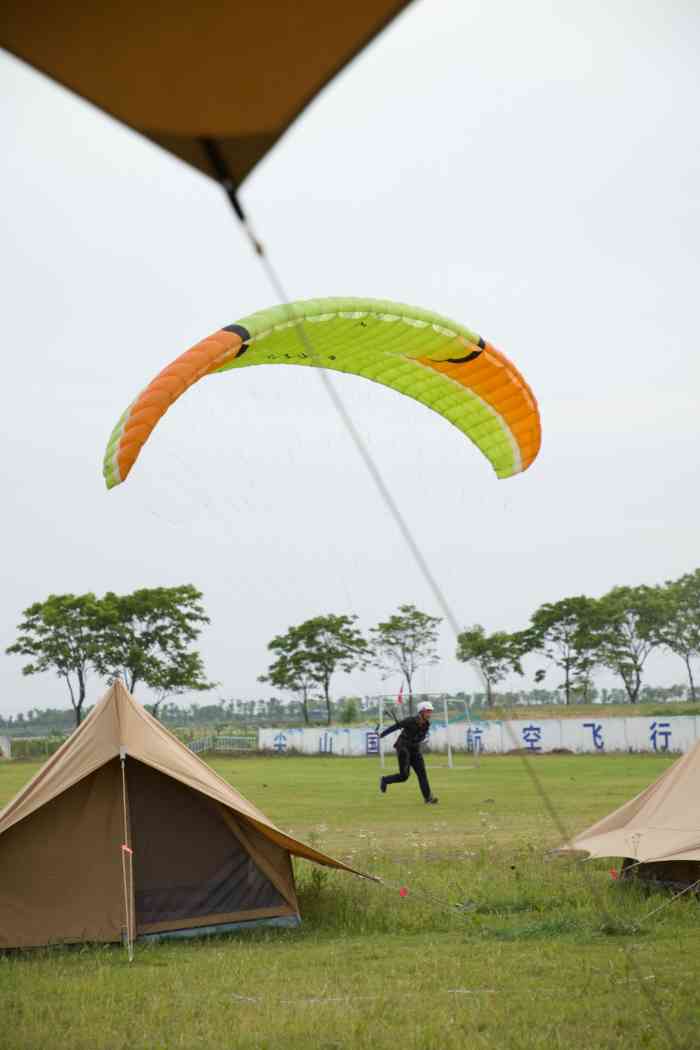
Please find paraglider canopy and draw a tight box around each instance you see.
[2,2,413,187]
[102,297,541,490]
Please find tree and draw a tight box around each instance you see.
[6,593,106,726]
[339,697,360,724]
[590,585,667,703]
[258,649,317,724]
[265,696,285,722]
[656,572,700,700]
[96,586,214,709]
[369,604,442,714]
[260,615,369,725]
[456,625,523,707]
[525,596,599,705]
[147,650,216,720]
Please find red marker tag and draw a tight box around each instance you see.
[122,844,133,855]
[609,868,618,880]
[399,887,408,897]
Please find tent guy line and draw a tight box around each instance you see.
[229,987,498,1007]
[639,879,700,925]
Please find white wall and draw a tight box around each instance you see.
[259,715,697,756]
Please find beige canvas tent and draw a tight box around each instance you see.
[564,742,700,887]
[0,681,368,949]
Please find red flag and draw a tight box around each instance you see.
[396,684,404,705]
[609,868,619,880]
[399,887,408,897]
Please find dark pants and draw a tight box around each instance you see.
[382,747,432,800]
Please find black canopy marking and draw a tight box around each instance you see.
[223,324,252,358]
[446,336,486,364]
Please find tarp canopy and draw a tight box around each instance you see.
[562,742,700,865]
[2,2,413,187]
[0,681,371,949]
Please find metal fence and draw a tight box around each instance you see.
[188,735,255,755]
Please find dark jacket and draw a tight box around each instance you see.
[379,715,430,751]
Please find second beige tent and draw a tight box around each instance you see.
[564,741,700,886]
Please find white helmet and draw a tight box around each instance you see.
[417,701,434,713]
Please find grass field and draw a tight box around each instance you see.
[467,701,700,722]
[1,752,699,1049]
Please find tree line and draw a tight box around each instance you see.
[258,605,441,724]
[7,570,700,729]
[257,572,700,718]
[4,598,442,728]
[5,586,214,725]
[458,571,700,706]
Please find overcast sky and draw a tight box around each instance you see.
[2,0,699,718]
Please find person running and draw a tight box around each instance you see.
[379,700,438,804]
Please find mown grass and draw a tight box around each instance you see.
[475,701,700,721]
[1,753,699,1049]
